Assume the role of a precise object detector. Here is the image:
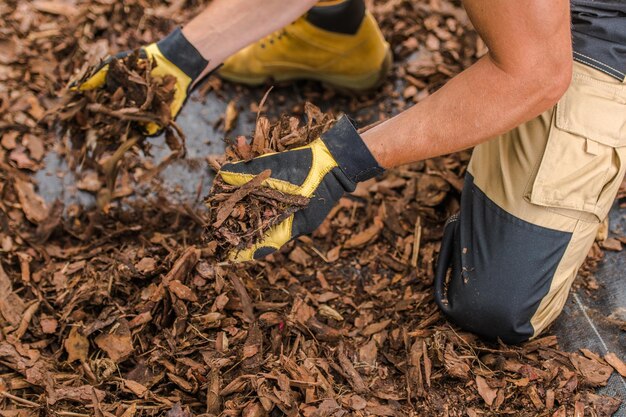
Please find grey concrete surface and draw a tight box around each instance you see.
[35,87,239,208]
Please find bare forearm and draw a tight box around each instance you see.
[362,55,570,168]
[362,0,571,169]
[182,0,317,79]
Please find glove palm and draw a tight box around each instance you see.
[218,117,384,262]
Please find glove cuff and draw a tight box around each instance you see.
[322,116,385,183]
[156,27,209,81]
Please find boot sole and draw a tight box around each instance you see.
[219,47,393,93]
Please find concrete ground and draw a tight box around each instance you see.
[552,204,626,412]
[35,82,626,411]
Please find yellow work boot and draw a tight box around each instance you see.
[219,8,392,92]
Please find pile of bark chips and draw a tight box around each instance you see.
[1,0,625,416]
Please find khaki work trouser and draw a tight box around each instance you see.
[435,62,626,344]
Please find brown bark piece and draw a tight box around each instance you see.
[206,368,222,415]
[242,322,264,372]
[213,169,271,228]
[337,346,368,394]
[604,352,626,377]
[167,280,198,302]
[569,353,613,386]
[163,247,201,285]
[229,273,255,323]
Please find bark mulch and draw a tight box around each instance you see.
[0,0,625,416]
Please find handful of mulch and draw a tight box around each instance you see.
[57,50,185,160]
[52,51,185,206]
[203,102,334,260]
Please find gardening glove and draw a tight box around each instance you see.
[73,28,209,135]
[218,116,384,262]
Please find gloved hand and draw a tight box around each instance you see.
[218,116,384,262]
[73,28,209,135]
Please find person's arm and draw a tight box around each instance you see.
[362,0,572,168]
[216,0,573,263]
[76,0,318,133]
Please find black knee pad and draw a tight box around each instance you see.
[434,174,572,344]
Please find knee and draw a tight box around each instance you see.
[441,295,535,345]
[433,174,574,345]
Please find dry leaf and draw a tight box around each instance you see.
[318,304,344,321]
[224,100,238,133]
[361,319,391,336]
[167,279,198,302]
[124,379,149,397]
[64,326,89,363]
[95,320,133,363]
[40,315,58,334]
[475,376,497,406]
[14,178,48,223]
[344,217,384,249]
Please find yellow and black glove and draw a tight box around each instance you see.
[73,28,209,135]
[218,116,384,262]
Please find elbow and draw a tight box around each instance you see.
[539,60,572,107]
[523,57,572,113]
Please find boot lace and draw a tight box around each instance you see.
[259,26,291,48]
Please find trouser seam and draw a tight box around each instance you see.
[529,218,585,338]
[522,110,555,204]
[471,177,572,237]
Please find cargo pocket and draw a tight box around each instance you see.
[526,73,626,223]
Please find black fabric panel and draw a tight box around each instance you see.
[291,167,351,238]
[571,0,626,81]
[156,27,209,81]
[322,117,384,183]
[220,148,313,186]
[114,50,137,60]
[434,174,572,344]
[253,246,277,259]
[306,0,366,35]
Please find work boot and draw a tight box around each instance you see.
[219,0,392,92]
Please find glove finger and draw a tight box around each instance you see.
[219,147,313,189]
[118,49,146,60]
[228,215,294,262]
[71,50,138,91]
[144,121,162,136]
[71,61,109,91]
[144,44,188,120]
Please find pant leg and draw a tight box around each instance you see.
[434,62,626,344]
[307,0,365,35]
